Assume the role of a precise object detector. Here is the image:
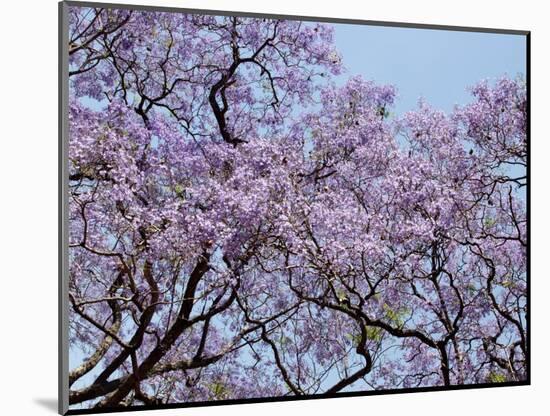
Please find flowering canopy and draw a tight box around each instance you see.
[67,6,527,409]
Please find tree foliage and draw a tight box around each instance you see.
[67,6,527,409]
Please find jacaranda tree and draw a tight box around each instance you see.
[66,6,527,409]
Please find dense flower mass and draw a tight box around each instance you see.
[66,6,527,410]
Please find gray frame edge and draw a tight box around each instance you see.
[59,1,70,415]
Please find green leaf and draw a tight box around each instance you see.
[484,217,497,228]
[208,381,230,399]
[346,332,362,346]
[501,279,514,288]
[279,335,291,346]
[174,183,186,199]
[487,372,507,383]
[365,326,383,342]
[336,289,347,303]
[383,303,410,328]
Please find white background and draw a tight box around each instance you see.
[0,0,547,415]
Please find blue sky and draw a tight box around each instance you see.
[333,24,526,114]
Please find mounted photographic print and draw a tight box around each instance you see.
[59,1,530,414]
